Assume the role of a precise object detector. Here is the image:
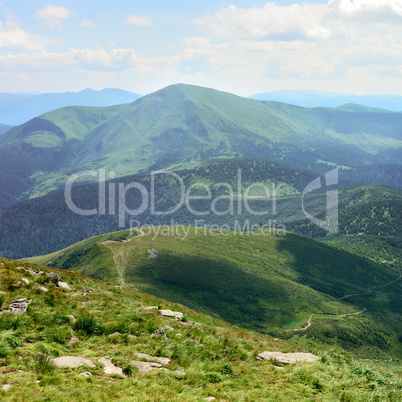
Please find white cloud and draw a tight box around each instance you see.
[0,48,173,75]
[192,0,402,82]
[34,4,72,30]
[81,18,98,29]
[125,14,154,27]
[35,3,71,19]
[0,20,45,51]
[197,3,336,41]
[332,0,402,17]
[198,1,402,42]
[179,37,230,71]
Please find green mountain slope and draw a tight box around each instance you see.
[28,227,402,362]
[1,84,401,207]
[1,259,400,400]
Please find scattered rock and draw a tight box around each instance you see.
[57,281,71,291]
[273,366,285,371]
[204,397,216,401]
[273,338,279,341]
[9,298,31,313]
[98,357,125,376]
[127,335,137,339]
[135,352,171,365]
[108,332,122,337]
[144,306,159,312]
[52,356,95,368]
[1,384,12,391]
[68,336,79,345]
[153,328,167,337]
[30,270,44,276]
[131,361,163,373]
[80,372,92,377]
[180,321,194,326]
[21,278,29,285]
[0,291,5,294]
[159,309,183,320]
[173,369,186,375]
[164,325,174,332]
[47,272,60,284]
[256,352,319,364]
[37,286,48,292]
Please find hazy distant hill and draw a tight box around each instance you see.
[0,84,401,208]
[0,88,141,125]
[250,90,402,111]
[0,123,13,135]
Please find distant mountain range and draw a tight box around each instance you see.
[250,90,402,111]
[0,83,400,208]
[0,88,141,125]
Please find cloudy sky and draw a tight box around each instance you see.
[1,0,402,96]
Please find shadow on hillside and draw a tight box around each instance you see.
[124,252,313,330]
[274,232,399,299]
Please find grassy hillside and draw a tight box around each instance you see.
[1,158,400,260]
[27,227,402,362]
[0,84,401,207]
[324,235,402,273]
[339,164,402,190]
[1,259,400,401]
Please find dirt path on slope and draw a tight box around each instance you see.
[101,229,146,285]
[339,274,401,300]
[286,272,401,332]
[285,308,367,332]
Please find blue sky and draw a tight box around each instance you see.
[0,0,401,95]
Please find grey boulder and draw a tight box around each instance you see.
[52,356,95,368]
[9,298,31,313]
[256,352,319,364]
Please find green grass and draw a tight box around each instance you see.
[0,258,401,401]
[27,226,402,362]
